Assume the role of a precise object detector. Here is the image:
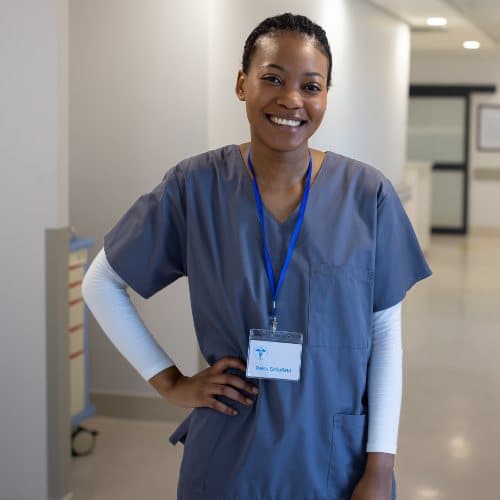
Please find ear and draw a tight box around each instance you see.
[235,70,246,101]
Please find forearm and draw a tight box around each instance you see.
[353,452,394,500]
[366,301,402,470]
[82,248,175,382]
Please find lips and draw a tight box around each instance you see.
[266,114,306,127]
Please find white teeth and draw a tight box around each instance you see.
[269,115,302,127]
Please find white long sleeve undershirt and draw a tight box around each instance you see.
[366,301,402,454]
[82,247,402,454]
[82,248,175,381]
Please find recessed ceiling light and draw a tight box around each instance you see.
[463,40,480,49]
[426,17,447,27]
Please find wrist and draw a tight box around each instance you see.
[148,365,185,398]
[365,452,394,478]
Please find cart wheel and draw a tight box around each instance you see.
[71,425,99,457]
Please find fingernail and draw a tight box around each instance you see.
[245,398,253,404]
[252,386,259,394]
[232,409,238,416]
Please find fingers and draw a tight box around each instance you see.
[210,356,259,394]
[206,384,255,416]
[211,356,247,374]
[211,373,258,396]
[208,398,239,416]
[211,383,255,406]
[200,356,260,416]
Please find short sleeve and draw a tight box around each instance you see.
[373,178,432,312]
[103,165,186,299]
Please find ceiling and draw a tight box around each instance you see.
[368,0,500,54]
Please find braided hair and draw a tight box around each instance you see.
[242,13,332,89]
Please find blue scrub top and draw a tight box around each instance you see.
[104,144,432,500]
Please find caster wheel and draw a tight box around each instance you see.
[71,425,99,457]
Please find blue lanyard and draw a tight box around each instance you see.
[247,148,312,332]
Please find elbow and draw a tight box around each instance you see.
[81,267,92,306]
[81,260,100,310]
[81,249,105,308]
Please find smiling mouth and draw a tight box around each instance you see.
[266,115,306,127]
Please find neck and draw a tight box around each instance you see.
[246,141,310,189]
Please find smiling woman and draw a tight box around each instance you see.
[82,12,431,500]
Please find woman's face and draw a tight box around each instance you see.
[236,32,329,154]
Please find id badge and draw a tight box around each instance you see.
[246,328,303,382]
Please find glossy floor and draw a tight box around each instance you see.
[71,234,500,500]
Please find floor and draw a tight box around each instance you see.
[71,234,500,500]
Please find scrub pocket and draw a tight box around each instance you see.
[170,407,225,494]
[327,413,368,498]
[308,263,372,348]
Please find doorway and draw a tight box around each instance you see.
[407,85,495,234]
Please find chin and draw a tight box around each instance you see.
[255,132,310,153]
[266,137,312,153]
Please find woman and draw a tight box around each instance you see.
[83,13,432,500]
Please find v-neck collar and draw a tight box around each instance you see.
[234,144,330,227]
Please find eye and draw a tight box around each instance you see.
[304,83,322,93]
[262,75,282,85]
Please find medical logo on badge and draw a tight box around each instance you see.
[255,346,267,360]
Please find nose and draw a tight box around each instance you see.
[276,88,303,109]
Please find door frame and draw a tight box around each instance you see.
[409,85,496,234]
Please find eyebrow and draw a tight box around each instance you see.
[261,63,325,80]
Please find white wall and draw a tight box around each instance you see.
[0,0,68,498]
[69,0,208,395]
[208,0,411,186]
[411,53,500,229]
[71,0,410,398]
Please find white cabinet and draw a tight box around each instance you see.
[68,238,96,425]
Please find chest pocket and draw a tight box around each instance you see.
[307,263,373,349]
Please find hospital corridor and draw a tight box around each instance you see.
[3,1,500,499]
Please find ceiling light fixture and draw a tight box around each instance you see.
[463,40,480,49]
[426,17,447,27]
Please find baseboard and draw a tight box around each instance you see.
[0,493,74,500]
[90,392,189,422]
[469,226,500,236]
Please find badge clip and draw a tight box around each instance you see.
[271,300,278,333]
